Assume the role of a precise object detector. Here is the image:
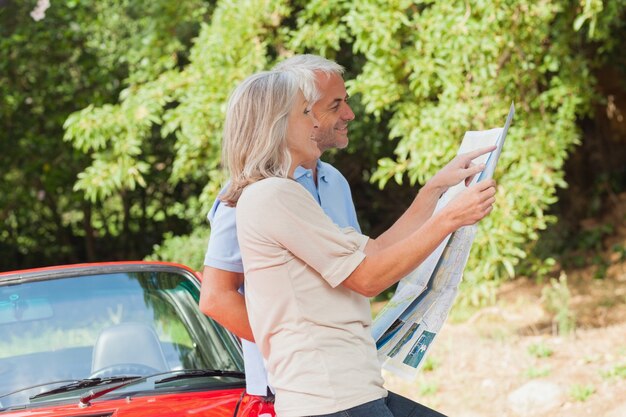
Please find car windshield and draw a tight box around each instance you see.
[0,265,243,409]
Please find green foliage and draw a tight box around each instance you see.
[541,272,576,335]
[2,0,626,284]
[83,0,210,85]
[421,355,440,372]
[287,0,626,299]
[0,0,118,267]
[527,342,554,359]
[146,226,211,271]
[521,215,623,282]
[457,278,499,309]
[521,257,558,284]
[64,0,290,223]
[0,0,208,268]
[578,224,614,252]
[447,300,481,323]
[599,363,626,380]
[418,380,439,397]
[568,383,595,402]
[524,366,551,379]
[612,244,626,262]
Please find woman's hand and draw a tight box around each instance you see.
[428,145,497,194]
[442,179,496,229]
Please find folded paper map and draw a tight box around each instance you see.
[372,103,515,378]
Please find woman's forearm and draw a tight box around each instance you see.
[342,179,496,297]
[342,210,454,297]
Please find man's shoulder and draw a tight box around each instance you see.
[318,160,351,189]
[208,194,235,224]
[318,160,339,173]
[207,182,233,223]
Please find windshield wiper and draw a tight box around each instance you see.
[29,376,140,400]
[0,379,78,401]
[75,369,245,408]
[154,369,245,384]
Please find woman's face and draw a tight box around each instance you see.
[286,90,319,172]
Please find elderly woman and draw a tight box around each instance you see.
[220,70,495,417]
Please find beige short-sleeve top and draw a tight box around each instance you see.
[236,177,387,417]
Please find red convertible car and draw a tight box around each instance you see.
[0,262,275,416]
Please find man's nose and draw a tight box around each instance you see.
[341,102,355,121]
[311,111,319,128]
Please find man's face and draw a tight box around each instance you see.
[311,72,355,152]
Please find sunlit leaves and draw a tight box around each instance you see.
[64,0,291,221]
[57,0,626,284]
[340,0,624,287]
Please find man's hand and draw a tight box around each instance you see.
[428,145,496,193]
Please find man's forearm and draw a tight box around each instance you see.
[199,267,255,341]
[210,291,255,341]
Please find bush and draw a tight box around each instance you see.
[145,226,210,271]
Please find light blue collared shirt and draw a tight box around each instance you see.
[203,160,360,395]
[293,161,361,234]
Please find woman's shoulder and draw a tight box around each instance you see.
[240,177,303,205]
[246,177,298,192]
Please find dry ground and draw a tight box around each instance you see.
[384,274,626,417]
[383,193,626,417]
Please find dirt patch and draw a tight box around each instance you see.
[384,272,626,417]
[385,320,626,417]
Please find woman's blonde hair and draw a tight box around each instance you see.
[220,70,317,206]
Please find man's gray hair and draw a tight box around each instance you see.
[274,54,344,75]
[273,54,344,101]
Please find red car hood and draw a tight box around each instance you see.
[0,388,269,417]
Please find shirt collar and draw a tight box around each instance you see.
[317,160,328,183]
[294,160,328,183]
[293,165,310,180]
